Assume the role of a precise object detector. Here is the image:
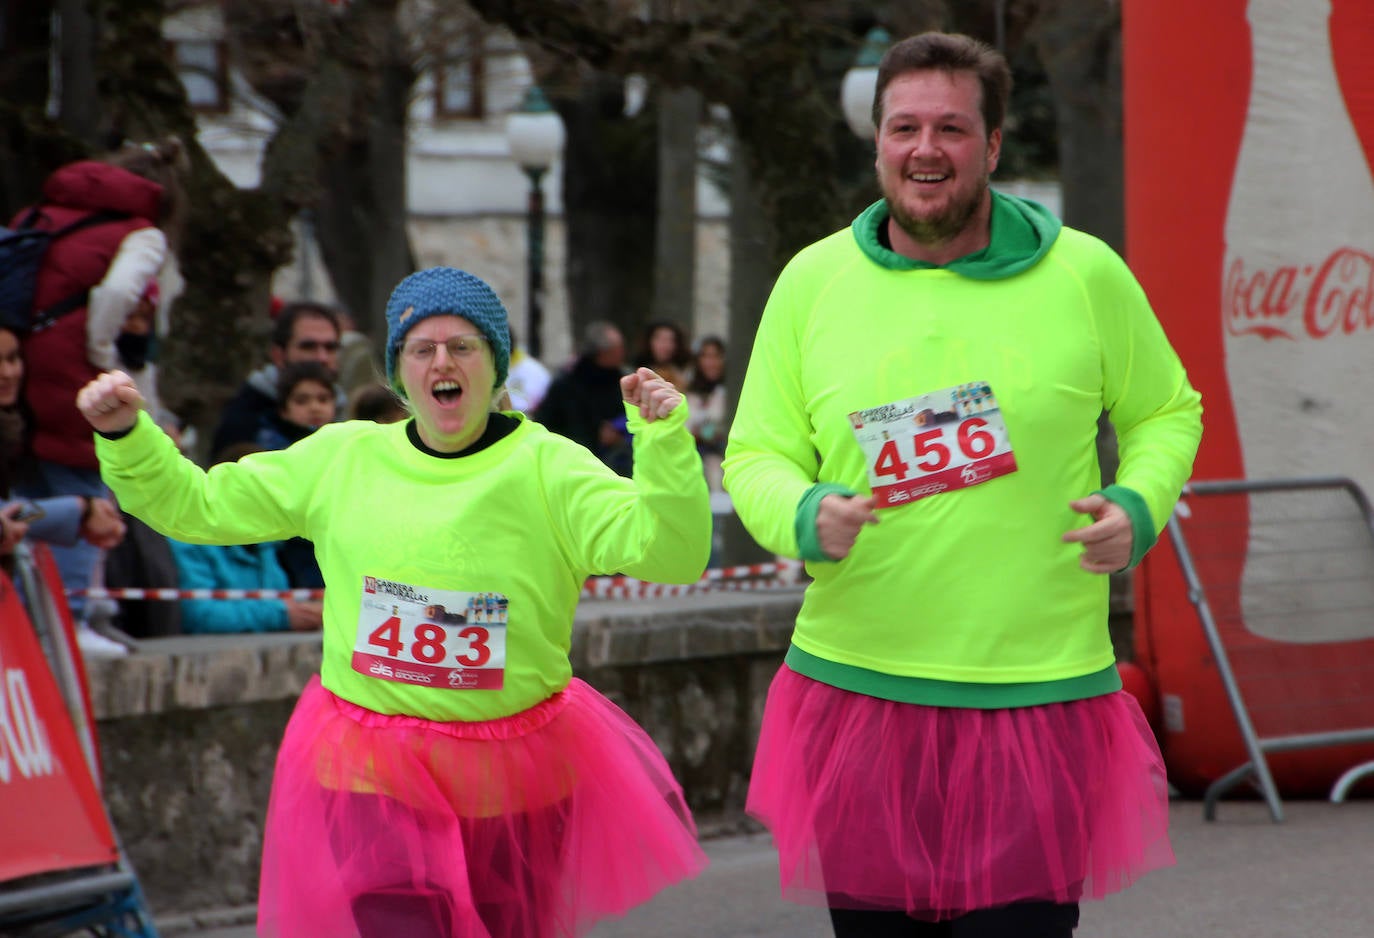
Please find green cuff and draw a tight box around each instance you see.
[1097,483,1156,570]
[794,482,858,562]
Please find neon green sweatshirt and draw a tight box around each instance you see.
[96,407,710,721]
[723,193,1202,707]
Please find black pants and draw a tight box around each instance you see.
[329,791,568,938]
[829,901,1080,938]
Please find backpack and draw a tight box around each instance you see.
[0,206,127,334]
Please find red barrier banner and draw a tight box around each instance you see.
[29,543,101,778]
[0,571,117,883]
[1125,0,1374,794]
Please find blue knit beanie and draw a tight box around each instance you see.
[384,267,511,396]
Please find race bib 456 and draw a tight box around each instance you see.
[848,382,1017,508]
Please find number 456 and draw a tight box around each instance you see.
[875,418,995,481]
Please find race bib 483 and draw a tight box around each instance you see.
[354,577,508,689]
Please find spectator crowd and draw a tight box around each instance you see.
[3,141,730,653]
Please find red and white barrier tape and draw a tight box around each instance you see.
[78,587,325,601]
[72,560,805,602]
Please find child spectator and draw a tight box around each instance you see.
[254,362,334,589]
[256,361,338,451]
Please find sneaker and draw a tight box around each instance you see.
[75,625,129,658]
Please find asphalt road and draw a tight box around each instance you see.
[187,798,1374,937]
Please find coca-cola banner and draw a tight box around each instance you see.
[0,572,117,883]
[1125,0,1374,793]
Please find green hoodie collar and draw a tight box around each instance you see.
[851,189,1062,280]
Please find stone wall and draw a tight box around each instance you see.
[83,590,802,918]
[80,579,1131,925]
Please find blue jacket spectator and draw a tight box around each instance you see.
[167,442,323,634]
[168,540,320,634]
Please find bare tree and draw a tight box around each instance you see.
[0,0,295,440]
[224,0,417,341]
[0,0,426,446]
[466,1,879,270]
[1027,0,1122,250]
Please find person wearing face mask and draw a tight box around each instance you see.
[92,276,188,639]
[101,277,184,443]
[77,266,711,938]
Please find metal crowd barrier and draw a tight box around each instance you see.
[1168,476,1374,822]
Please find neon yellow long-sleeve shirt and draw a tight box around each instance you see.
[97,407,710,721]
[723,195,1202,707]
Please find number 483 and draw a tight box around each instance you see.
[367,618,491,666]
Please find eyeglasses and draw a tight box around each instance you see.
[293,339,341,353]
[401,334,488,362]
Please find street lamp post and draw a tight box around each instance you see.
[840,27,891,141]
[506,85,566,360]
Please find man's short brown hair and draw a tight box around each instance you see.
[272,301,341,349]
[872,32,1013,136]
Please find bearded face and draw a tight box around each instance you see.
[874,70,1001,262]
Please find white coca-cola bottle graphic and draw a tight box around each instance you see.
[1222,0,1374,641]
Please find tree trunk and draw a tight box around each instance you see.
[725,143,775,420]
[720,142,777,564]
[653,85,699,332]
[557,69,657,349]
[1029,0,1123,251]
[56,0,101,148]
[313,43,417,342]
[0,2,87,213]
[227,0,416,348]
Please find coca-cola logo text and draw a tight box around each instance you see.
[1223,247,1374,340]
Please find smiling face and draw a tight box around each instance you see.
[0,329,21,408]
[397,315,496,453]
[875,69,1001,264]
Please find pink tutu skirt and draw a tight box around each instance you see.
[747,666,1174,920]
[257,676,706,938]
